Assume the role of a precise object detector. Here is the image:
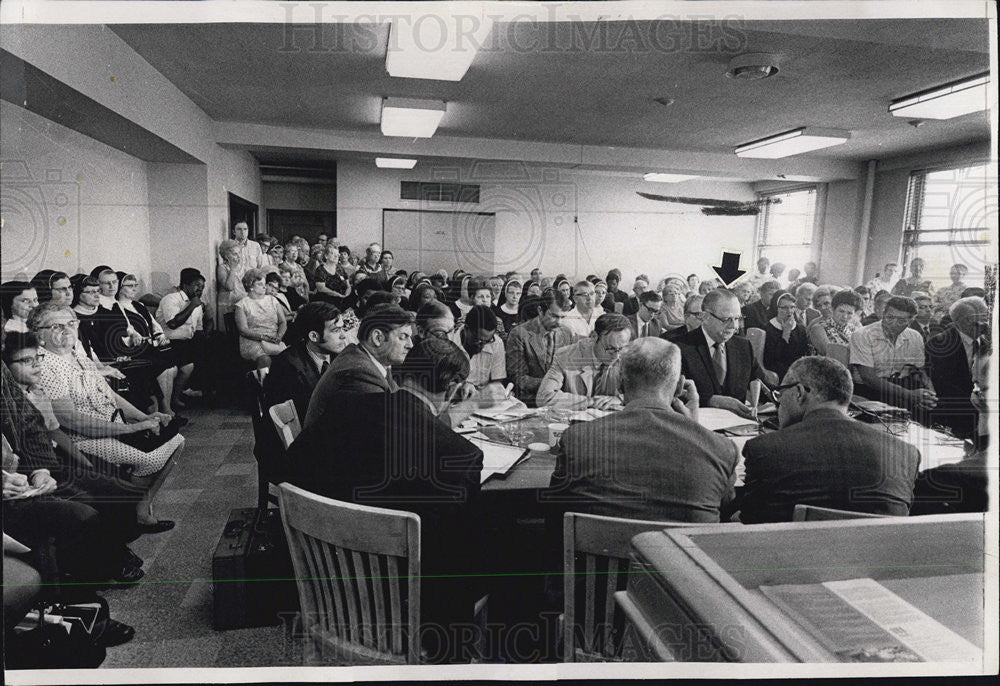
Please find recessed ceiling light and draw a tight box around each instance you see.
[889,73,990,120]
[380,97,446,138]
[726,53,779,80]
[735,127,851,158]
[376,158,418,169]
[386,16,493,81]
[643,173,697,183]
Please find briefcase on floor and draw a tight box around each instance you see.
[212,507,298,630]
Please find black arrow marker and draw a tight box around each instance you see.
[712,251,746,286]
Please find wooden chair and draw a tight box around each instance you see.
[562,512,705,662]
[277,483,421,665]
[791,504,889,522]
[269,400,301,451]
[826,343,850,367]
[246,369,278,514]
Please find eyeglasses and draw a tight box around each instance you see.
[470,333,496,345]
[427,329,451,340]
[36,320,79,332]
[704,311,744,327]
[8,353,43,366]
[771,382,810,403]
[81,289,101,296]
[573,291,595,298]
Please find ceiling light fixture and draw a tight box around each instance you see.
[643,173,697,183]
[386,16,493,81]
[726,53,779,80]
[889,73,990,120]
[380,97,446,137]
[375,158,418,169]
[735,127,851,158]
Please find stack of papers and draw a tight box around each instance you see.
[567,408,613,423]
[469,437,529,484]
[696,407,757,432]
[472,401,536,423]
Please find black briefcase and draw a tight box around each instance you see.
[212,507,298,630]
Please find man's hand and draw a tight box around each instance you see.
[909,388,938,410]
[150,412,173,426]
[708,394,755,419]
[671,378,700,420]
[458,381,477,401]
[29,472,58,496]
[590,395,622,411]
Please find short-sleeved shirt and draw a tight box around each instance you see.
[849,321,925,379]
[37,350,118,425]
[156,290,204,341]
[449,328,507,389]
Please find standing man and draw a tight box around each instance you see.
[627,291,664,339]
[744,257,771,291]
[536,313,631,409]
[506,291,575,405]
[892,257,935,298]
[562,281,601,338]
[232,221,267,269]
[934,264,970,312]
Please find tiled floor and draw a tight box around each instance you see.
[100,406,303,668]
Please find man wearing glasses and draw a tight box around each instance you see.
[536,313,631,410]
[448,305,506,392]
[562,281,601,338]
[627,290,664,339]
[737,356,919,523]
[673,289,768,419]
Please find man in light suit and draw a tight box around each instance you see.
[925,297,989,439]
[545,338,739,522]
[505,291,575,405]
[536,313,631,409]
[674,289,768,419]
[303,304,413,427]
[738,356,920,523]
[627,290,664,339]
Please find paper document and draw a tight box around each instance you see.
[469,437,528,484]
[472,401,536,422]
[568,408,612,422]
[696,407,756,432]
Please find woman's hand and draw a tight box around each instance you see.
[30,472,58,496]
[149,412,173,427]
[133,418,161,435]
[103,367,127,380]
[2,471,31,499]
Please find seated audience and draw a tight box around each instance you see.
[506,291,574,405]
[621,277,648,316]
[738,356,920,522]
[925,296,989,439]
[809,289,862,356]
[862,288,892,326]
[686,273,701,293]
[487,276,504,307]
[674,289,769,419]
[849,295,937,416]
[414,300,455,343]
[658,277,687,330]
[546,338,738,522]
[493,278,522,335]
[553,276,573,308]
[263,303,348,422]
[792,281,819,326]
[627,290,664,339]
[265,271,295,323]
[892,257,934,298]
[537,312,631,409]
[562,280,601,337]
[29,303,183,479]
[276,262,307,311]
[386,274,408,301]
[744,257,771,291]
[407,282,439,313]
[303,304,414,426]
[799,261,820,286]
[449,305,507,393]
[853,285,873,317]
[664,293,704,339]
[743,280,780,331]
[155,268,206,407]
[602,269,628,312]
[769,261,787,287]
[280,241,310,302]
[265,241,284,267]
[1,281,38,333]
[909,291,936,340]
[234,268,288,368]
[867,261,899,295]
[593,279,609,311]
[763,290,810,380]
[732,281,755,307]
[311,242,352,307]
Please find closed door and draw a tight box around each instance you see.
[383,209,495,275]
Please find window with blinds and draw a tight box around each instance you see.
[901,162,992,286]
[755,187,817,274]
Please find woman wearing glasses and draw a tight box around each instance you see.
[762,290,810,382]
[28,302,183,479]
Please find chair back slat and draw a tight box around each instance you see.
[563,512,709,662]
[746,327,766,365]
[792,504,888,521]
[278,483,420,664]
[269,400,302,450]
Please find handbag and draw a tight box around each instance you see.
[111,409,179,452]
[7,602,107,669]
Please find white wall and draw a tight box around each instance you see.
[1,101,152,285]
[337,160,757,285]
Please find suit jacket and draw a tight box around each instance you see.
[304,343,396,428]
[263,342,323,422]
[546,399,739,522]
[627,313,663,339]
[505,317,575,404]
[742,300,770,332]
[536,339,623,408]
[286,390,484,632]
[738,408,920,523]
[622,296,640,317]
[925,326,978,438]
[674,326,763,405]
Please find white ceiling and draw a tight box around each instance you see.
[109,17,990,170]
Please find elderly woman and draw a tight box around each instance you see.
[312,243,353,306]
[29,303,183,479]
[217,239,248,331]
[276,261,307,311]
[1,281,38,333]
[810,289,863,356]
[265,270,296,324]
[658,277,687,330]
[279,241,309,301]
[493,278,522,336]
[265,242,284,266]
[234,268,287,368]
[762,289,810,381]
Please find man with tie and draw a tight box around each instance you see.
[673,289,768,419]
[505,291,575,405]
[925,296,989,439]
[536,313,631,409]
[909,291,936,340]
[303,304,414,427]
[627,290,664,339]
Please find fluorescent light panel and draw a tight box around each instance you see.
[380,97,446,137]
[386,16,493,81]
[375,158,418,169]
[889,73,990,120]
[735,127,851,159]
[643,173,698,183]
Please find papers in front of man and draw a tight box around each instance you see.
[567,408,613,423]
[469,437,529,484]
[696,407,757,432]
[472,400,536,424]
[850,396,909,418]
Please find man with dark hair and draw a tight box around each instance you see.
[537,312,631,409]
[925,297,989,439]
[286,338,483,663]
[743,280,781,331]
[506,291,574,404]
[263,303,348,421]
[155,268,207,405]
[547,338,738,522]
[627,290,664,339]
[602,268,628,312]
[738,357,920,522]
[449,305,506,391]
[304,304,414,426]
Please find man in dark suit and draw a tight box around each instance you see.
[627,290,664,339]
[742,280,780,331]
[546,338,739,522]
[925,296,988,439]
[303,304,413,427]
[621,277,648,317]
[738,356,920,523]
[674,289,768,419]
[505,290,575,404]
[286,338,483,662]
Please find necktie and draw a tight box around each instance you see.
[595,362,609,394]
[641,321,648,338]
[545,330,557,368]
[712,342,726,386]
[320,359,329,375]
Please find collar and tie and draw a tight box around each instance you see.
[544,330,557,367]
[320,359,330,375]
[711,340,726,386]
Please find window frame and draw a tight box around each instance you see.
[753,184,821,269]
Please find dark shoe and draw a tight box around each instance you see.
[114,565,145,584]
[138,519,175,534]
[169,414,189,428]
[97,618,136,648]
[124,547,144,568]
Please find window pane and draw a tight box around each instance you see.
[761,189,816,245]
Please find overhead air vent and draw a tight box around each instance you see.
[401,181,480,203]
